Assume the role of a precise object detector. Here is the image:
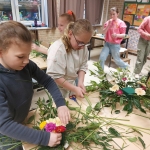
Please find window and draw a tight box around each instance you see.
[0,0,48,27]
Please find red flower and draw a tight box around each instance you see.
[122,77,127,81]
[141,85,146,91]
[55,126,66,133]
[116,90,123,96]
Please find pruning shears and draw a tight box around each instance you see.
[69,94,80,106]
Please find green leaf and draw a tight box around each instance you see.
[27,115,35,124]
[133,128,143,136]
[108,127,120,137]
[86,106,92,114]
[127,137,137,142]
[138,137,146,149]
[94,102,101,111]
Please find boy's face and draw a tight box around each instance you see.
[58,17,69,33]
[0,41,31,71]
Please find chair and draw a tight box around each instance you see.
[108,21,130,67]
[120,21,130,48]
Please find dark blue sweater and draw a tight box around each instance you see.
[0,60,66,146]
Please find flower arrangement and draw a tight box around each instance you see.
[21,90,150,150]
[39,117,66,133]
[86,62,150,114]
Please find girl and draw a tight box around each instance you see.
[32,10,76,54]
[0,21,70,150]
[47,19,93,98]
[99,7,128,70]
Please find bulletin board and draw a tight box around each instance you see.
[124,3,137,14]
[123,1,150,26]
[133,4,150,26]
[123,14,134,25]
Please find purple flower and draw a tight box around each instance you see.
[122,77,127,81]
[45,123,56,132]
[116,90,123,96]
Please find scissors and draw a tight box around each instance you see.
[69,94,80,106]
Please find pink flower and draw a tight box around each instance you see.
[122,77,127,81]
[45,123,56,132]
[116,90,123,96]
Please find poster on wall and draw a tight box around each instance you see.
[133,4,150,26]
[124,3,137,14]
[123,15,133,25]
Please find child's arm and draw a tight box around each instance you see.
[55,77,85,98]
[30,61,70,125]
[32,43,48,55]
[77,70,86,93]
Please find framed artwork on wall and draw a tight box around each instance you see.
[133,4,150,26]
[123,14,133,25]
[124,3,137,14]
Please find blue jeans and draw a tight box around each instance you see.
[99,42,128,70]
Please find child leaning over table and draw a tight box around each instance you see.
[0,21,70,150]
[46,19,93,98]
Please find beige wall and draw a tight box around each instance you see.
[37,0,124,45]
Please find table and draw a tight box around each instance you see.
[29,44,47,70]
[23,92,150,150]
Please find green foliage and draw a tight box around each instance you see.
[25,91,148,150]
[30,40,47,58]
[86,62,150,114]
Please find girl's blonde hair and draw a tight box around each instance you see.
[61,19,93,53]
[0,20,32,51]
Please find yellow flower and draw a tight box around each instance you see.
[135,88,146,96]
[109,84,119,92]
[39,121,46,130]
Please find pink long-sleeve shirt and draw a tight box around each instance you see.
[138,16,150,41]
[104,18,126,44]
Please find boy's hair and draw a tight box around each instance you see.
[110,7,119,14]
[61,19,93,53]
[0,20,32,51]
[60,10,76,23]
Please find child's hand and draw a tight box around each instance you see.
[78,82,86,93]
[57,106,70,125]
[48,132,62,147]
[74,87,85,98]
[31,43,39,51]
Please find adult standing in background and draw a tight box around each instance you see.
[134,16,150,78]
[99,7,128,70]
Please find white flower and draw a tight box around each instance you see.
[109,84,119,92]
[64,141,69,149]
[46,118,56,123]
[135,88,146,96]
[55,117,62,126]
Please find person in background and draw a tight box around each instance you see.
[32,10,76,55]
[99,7,128,70]
[0,21,70,150]
[47,19,93,98]
[134,16,150,78]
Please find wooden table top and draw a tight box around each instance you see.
[29,44,47,70]
[23,92,150,150]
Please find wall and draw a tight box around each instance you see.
[37,0,125,46]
